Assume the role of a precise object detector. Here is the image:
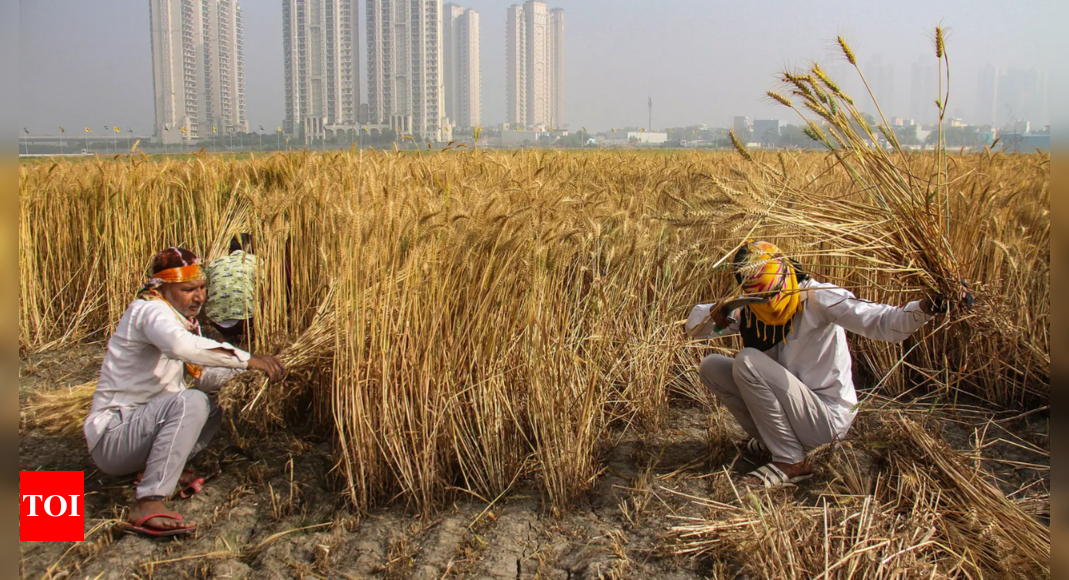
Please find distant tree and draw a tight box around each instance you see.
[894,127,920,146]
[925,126,979,148]
[556,129,591,147]
[776,124,821,148]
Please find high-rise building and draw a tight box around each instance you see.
[282,0,359,142]
[443,4,464,127]
[506,1,563,129]
[150,0,247,144]
[444,5,480,131]
[996,67,1048,130]
[975,65,1049,130]
[975,63,999,127]
[862,55,896,119]
[549,7,563,130]
[366,0,448,142]
[505,5,525,126]
[909,58,937,125]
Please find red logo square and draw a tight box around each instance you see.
[20,471,85,542]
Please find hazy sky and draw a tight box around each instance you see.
[20,0,1051,135]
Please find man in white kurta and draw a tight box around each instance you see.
[84,247,283,535]
[686,241,954,487]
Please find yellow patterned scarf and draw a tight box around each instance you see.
[738,241,802,325]
[733,241,803,350]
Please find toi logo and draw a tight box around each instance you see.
[20,471,85,542]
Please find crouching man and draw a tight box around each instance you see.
[84,247,284,537]
[687,241,967,488]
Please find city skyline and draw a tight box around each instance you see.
[20,0,1053,136]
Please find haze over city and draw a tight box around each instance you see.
[20,0,1051,138]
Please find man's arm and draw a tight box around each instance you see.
[141,303,285,380]
[813,286,933,344]
[685,303,740,339]
[140,304,251,368]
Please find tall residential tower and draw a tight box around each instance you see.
[505,1,563,129]
[366,0,448,142]
[150,0,247,144]
[282,0,359,142]
[443,5,481,131]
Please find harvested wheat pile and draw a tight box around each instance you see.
[21,380,97,438]
[669,410,1049,579]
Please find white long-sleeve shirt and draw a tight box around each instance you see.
[84,299,251,450]
[686,278,933,436]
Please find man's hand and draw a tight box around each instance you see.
[711,305,732,330]
[922,280,975,316]
[247,354,286,382]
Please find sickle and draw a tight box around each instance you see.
[720,297,769,326]
[688,296,770,338]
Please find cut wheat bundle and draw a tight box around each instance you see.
[709,31,1048,406]
[668,411,1049,579]
[21,380,98,438]
[218,288,337,431]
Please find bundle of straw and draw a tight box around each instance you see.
[217,289,337,431]
[708,30,1048,406]
[668,411,1049,578]
[21,380,97,437]
[732,30,965,300]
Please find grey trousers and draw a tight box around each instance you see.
[90,368,236,499]
[698,348,837,464]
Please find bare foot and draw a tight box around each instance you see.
[127,498,195,531]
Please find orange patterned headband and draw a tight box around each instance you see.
[151,264,205,284]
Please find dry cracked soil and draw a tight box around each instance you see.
[19,345,1049,580]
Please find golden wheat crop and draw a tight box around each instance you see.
[19,147,1048,515]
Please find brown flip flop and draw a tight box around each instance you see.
[122,512,197,538]
[121,512,197,538]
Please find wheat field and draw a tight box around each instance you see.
[18,147,1051,577]
[19,148,1049,513]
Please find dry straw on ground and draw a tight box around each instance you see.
[669,410,1049,579]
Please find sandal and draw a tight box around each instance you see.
[737,438,770,457]
[177,476,206,499]
[121,512,197,538]
[177,445,250,499]
[746,463,812,488]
